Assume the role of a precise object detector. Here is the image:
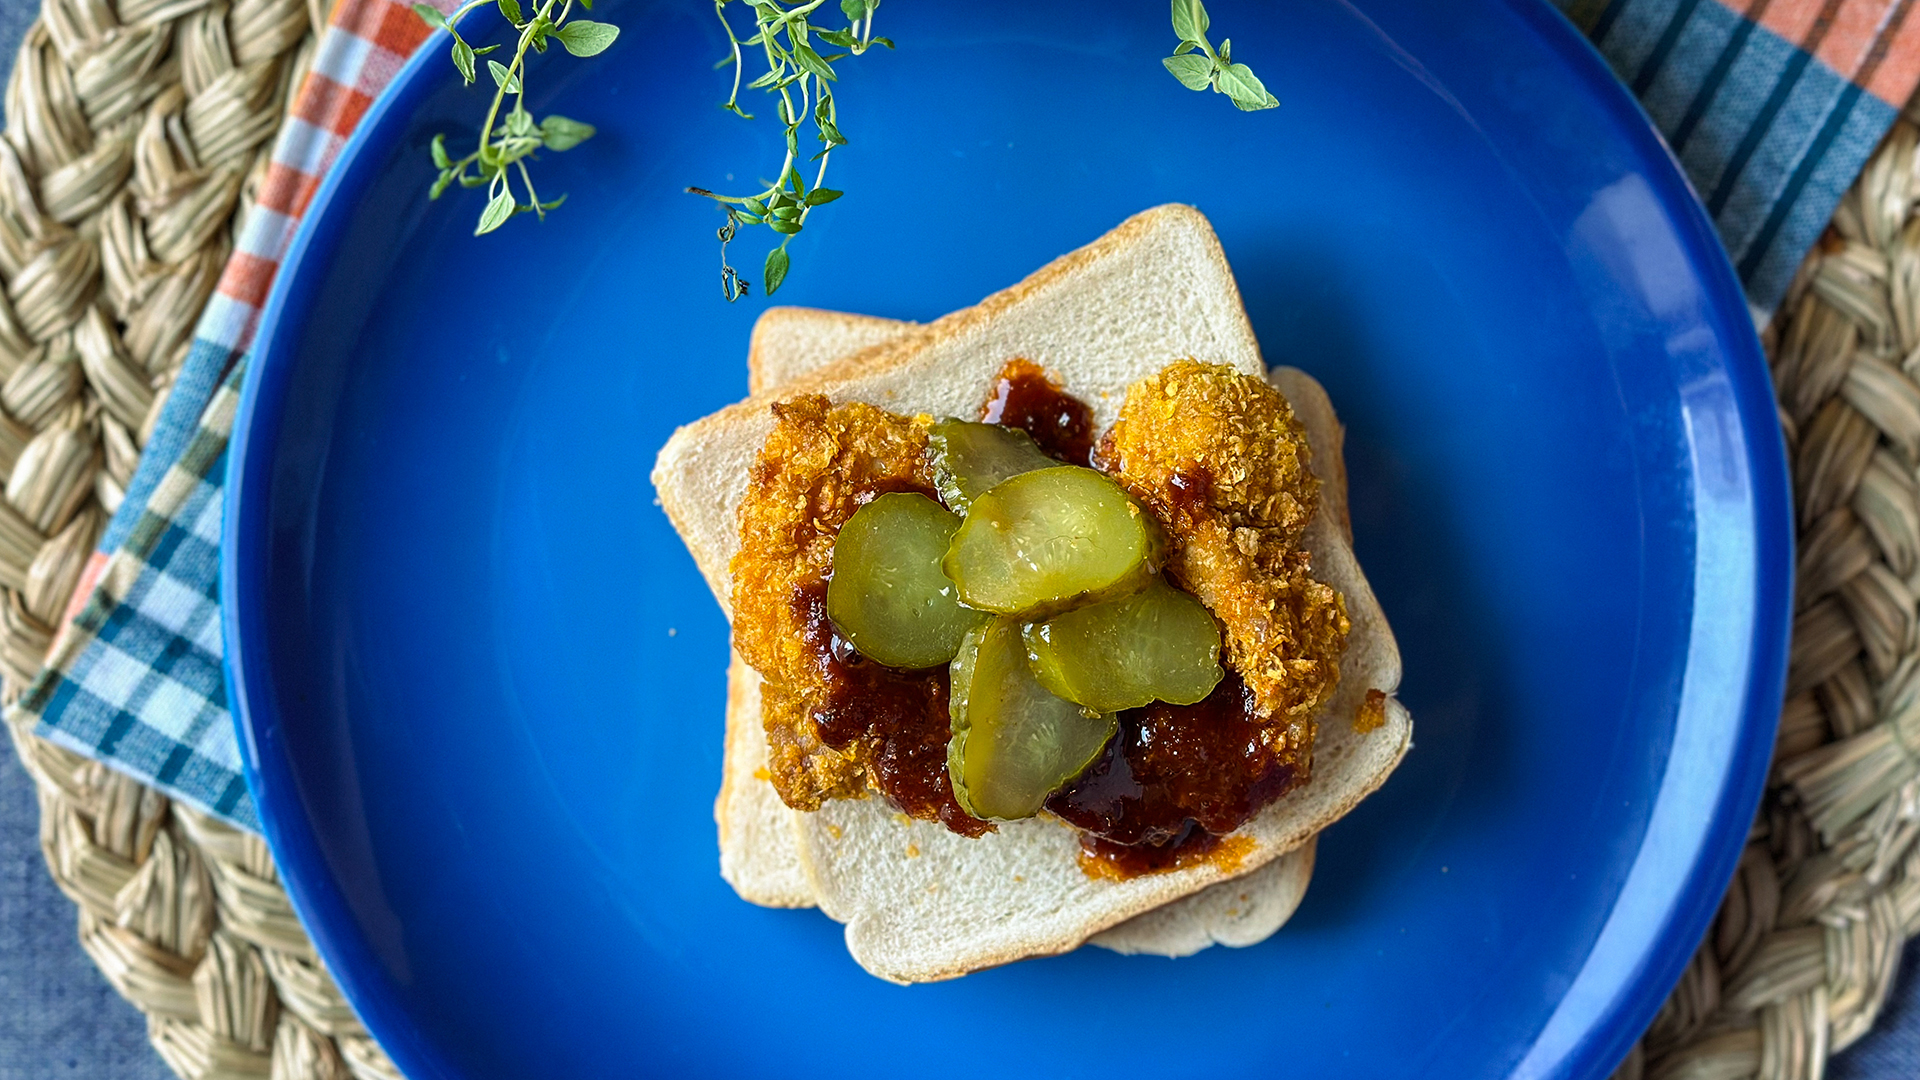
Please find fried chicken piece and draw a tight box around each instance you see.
[1104,362,1350,749]
[730,394,934,811]
[759,680,869,810]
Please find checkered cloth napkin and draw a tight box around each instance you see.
[5,0,452,829]
[11,0,1920,830]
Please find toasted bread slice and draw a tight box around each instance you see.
[792,366,1406,983]
[654,206,1411,982]
[746,307,923,395]
[719,306,1320,954]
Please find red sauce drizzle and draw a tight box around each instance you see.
[980,358,1095,466]
[794,581,992,838]
[1046,672,1301,877]
[781,373,1300,874]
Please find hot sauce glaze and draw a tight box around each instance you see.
[794,582,993,838]
[1046,672,1301,877]
[781,370,1304,874]
[980,358,1095,466]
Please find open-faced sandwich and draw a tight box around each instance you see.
[652,205,1410,983]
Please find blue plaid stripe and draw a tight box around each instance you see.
[100,338,245,553]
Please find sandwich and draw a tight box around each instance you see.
[721,306,1321,958]
[653,205,1410,983]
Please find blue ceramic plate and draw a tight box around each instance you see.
[224,1,1792,1077]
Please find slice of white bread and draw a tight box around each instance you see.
[653,205,1410,982]
[792,366,1406,983]
[716,307,1319,954]
[746,307,923,395]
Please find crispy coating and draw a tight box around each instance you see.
[1104,361,1350,751]
[760,680,868,810]
[730,395,934,810]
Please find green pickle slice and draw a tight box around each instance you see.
[927,419,1059,513]
[1023,579,1225,712]
[826,492,986,670]
[942,466,1161,615]
[948,617,1115,820]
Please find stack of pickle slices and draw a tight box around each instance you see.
[826,420,1225,821]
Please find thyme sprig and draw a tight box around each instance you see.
[413,0,619,235]
[1163,0,1279,111]
[688,0,890,301]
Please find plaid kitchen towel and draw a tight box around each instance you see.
[6,0,450,829]
[14,0,1920,829]
[1559,0,1920,317]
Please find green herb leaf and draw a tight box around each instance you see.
[764,246,790,293]
[767,218,802,235]
[555,19,619,57]
[1216,61,1278,110]
[1163,53,1213,91]
[539,114,595,150]
[814,27,856,47]
[473,43,501,54]
[412,3,447,29]
[1170,0,1208,46]
[451,39,475,84]
[487,59,521,92]
[475,190,515,235]
[805,187,842,206]
[496,0,520,23]
[430,133,451,168]
[430,169,455,199]
[1163,2,1277,112]
[793,42,837,80]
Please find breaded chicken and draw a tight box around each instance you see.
[1103,361,1350,754]
[730,395,933,810]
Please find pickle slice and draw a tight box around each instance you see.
[928,419,1059,513]
[949,617,1115,820]
[827,492,986,670]
[943,466,1162,615]
[1023,579,1224,711]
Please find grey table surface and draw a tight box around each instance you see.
[0,3,1913,1076]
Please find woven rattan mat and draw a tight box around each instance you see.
[0,2,1915,1076]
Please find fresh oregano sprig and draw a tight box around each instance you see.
[412,0,619,235]
[687,0,890,301]
[1162,0,1279,111]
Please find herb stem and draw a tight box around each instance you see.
[690,0,887,297]
[716,3,745,108]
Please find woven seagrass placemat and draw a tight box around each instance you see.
[0,1,1914,1076]
[0,0,402,1075]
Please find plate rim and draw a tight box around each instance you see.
[221,2,1794,1077]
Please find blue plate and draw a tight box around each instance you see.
[224,1,1792,1077]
